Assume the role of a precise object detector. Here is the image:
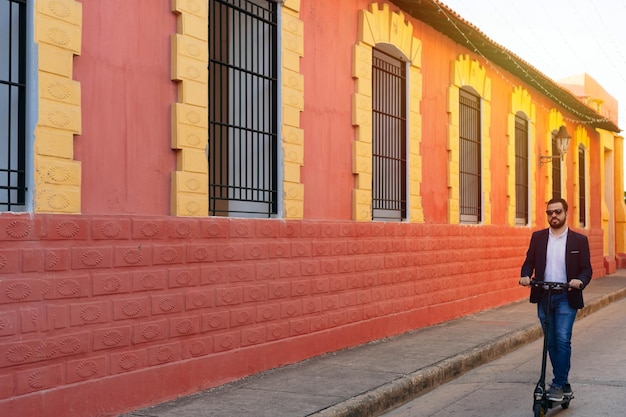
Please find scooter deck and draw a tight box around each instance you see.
[545,391,574,410]
[547,392,573,403]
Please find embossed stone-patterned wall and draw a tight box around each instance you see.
[0,213,541,417]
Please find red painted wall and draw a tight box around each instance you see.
[300,1,359,220]
[73,0,177,215]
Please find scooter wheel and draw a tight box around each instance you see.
[561,401,570,409]
[533,402,545,417]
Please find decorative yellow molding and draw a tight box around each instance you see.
[171,0,209,217]
[170,0,304,218]
[615,135,626,254]
[598,129,614,257]
[573,125,590,228]
[507,87,535,226]
[545,109,565,205]
[352,2,423,222]
[33,0,83,213]
[281,1,305,220]
[448,55,492,224]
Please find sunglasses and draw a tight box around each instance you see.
[545,209,564,216]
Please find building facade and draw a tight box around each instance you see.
[1,0,625,416]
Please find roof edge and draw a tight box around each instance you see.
[391,0,620,132]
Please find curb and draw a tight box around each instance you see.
[309,288,626,417]
[576,287,626,319]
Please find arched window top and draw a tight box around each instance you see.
[374,42,409,62]
[461,85,480,98]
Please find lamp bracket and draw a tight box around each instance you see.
[540,125,571,167]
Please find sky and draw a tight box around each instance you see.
[439,0,626,188]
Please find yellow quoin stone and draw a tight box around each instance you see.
[171,171,208,216]
[34,126,74,159]
[34,0,83,213]
[352,3,423,222]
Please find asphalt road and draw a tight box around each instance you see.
[382,296,626,417]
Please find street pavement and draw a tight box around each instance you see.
[382,293,626,416]
[119,271,626,417]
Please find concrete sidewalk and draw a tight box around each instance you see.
[119,271,626,417]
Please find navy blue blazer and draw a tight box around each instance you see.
[521,228,592,309]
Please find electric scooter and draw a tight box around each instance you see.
[530,280,574,417]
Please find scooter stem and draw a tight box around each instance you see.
[538,290,551,390]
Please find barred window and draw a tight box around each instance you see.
[515,113,529,225]
[551,137,562,199]
[578,145,586,227]
[208,0,278,217]
[459,87,481,224]
[0,0,27,212]
[371,47,406,221]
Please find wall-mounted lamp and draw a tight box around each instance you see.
[539,125,571,166]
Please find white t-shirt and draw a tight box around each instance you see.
[545,227,568,283]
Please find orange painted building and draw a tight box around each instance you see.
[1,0,625,416]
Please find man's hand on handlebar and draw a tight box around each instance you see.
[569,279,584,290]
[518,276,531,286]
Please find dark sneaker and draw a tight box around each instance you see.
[563,384,573,397]
[546,385,564,401]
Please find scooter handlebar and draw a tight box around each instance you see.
[529,280,571,290]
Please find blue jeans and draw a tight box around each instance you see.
[537,292,577,388]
